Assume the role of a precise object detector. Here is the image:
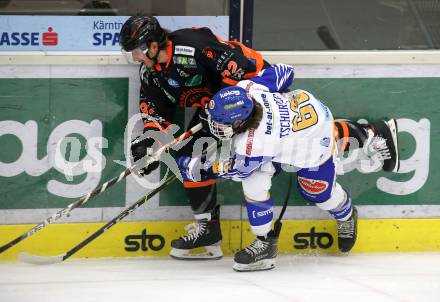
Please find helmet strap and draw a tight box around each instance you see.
[145,39,168,65]
[146,50,159,65]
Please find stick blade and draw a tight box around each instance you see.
[18,252,65,265]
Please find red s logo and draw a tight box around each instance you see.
[42,27,58,46]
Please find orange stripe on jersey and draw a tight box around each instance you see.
[335,120,350,152]
[214,34,232,46]
[144,122,164,130]
[165,40,173,69]
[154,41,173,72]
[222,77,238,86]
[183,179,216,188]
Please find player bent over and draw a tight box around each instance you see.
[120,16,399,262]
[177,65,399,271]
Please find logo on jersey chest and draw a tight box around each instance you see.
[176,68,190,78]
[173,56,197,68]
[202,47,216,60]
[179,87,213,107]
[167,78,180,88]
[298,176,329,194]
[320,137,331,147]
[261,94,273,135]
[174,45,195,56]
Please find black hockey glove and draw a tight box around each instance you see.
[131,136,160,176]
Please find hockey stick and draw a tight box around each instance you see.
[0,123,202,254]
[273,173,293,236]
[18,174,177,264]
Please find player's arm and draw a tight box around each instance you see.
[139,85,174,131]
[178,152,273,183]
[196,29,266,87]
[131,82,175,176]
[214,153,273,180]
[247,63,295,93]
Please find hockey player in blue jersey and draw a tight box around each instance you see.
[178,64,399,271]
[120,16,399,261]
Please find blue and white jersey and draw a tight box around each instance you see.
[250,63,294,93]
[218,75,334,181]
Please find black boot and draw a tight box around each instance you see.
[233,229,278,272]
[337,207,358,253]
[367,119,399,172]
[170,205,222,260]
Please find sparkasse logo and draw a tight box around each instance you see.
[0,27,58,46]
[42,27,58,45]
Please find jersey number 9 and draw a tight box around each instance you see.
[290,92,318,132]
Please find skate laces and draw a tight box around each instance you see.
[245,238,269,256]
[337,218,355,238]
[182,220,207,242]
[368,136,391,160]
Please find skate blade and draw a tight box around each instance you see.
[386,118,400,172]
[170,244,223,260]
[232,259,276,272]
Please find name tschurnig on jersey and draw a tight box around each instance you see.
[273,94,291,138]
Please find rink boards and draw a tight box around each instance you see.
[1,55,440,260]
[1,218,440,261]
[1,64,440,221]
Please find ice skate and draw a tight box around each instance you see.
[233,230,278,272]
[366,119,400,172]
[170,206,222,260]
[337,207,358,253]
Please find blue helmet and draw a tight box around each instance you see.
[206,86,254,140]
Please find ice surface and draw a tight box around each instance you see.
[1,253,439,302]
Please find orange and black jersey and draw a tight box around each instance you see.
[138,27,269,131]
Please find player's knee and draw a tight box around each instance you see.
[245,198,274,237]
[244,188,269,202]
[242,171,273,201]
[299,181,345,212]
[314,183,346,211]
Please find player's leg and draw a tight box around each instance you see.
[334,119,399,172]
[297,157,358,253]
[170,113,222,260]
[233,163,279,272]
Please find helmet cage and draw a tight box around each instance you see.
[121,46,149,64]
[202,111,244,140]
[205,86,254,140]
[208,115,234,140]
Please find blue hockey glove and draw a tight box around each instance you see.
[177,156,216,182]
